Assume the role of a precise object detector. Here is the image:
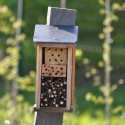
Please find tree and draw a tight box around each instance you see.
[85,0,125,125]
[0,5,35,125]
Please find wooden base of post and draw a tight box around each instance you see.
[33,111,63,125]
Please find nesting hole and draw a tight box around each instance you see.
[60,68,63,70]
[58,79,62,82]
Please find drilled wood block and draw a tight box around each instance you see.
[42,64,66,77]
[45,48,67,65]
[41,77,67,108]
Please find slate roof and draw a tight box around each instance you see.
[33,25,78,43]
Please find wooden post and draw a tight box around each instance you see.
[34,7,77,125]
[47,7,76,26]
[34,112,63,125]
[61,0,66,8]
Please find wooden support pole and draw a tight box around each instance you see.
[34,7,77,125]
[47,7,76,26]
[61,0,66,8]
[34,111,63,125]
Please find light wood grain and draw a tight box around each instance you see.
[36,43,75,48]
[71,46,75,107]
[66,46,72,110]
[42,64,66,77]
[45,48,67,65]
[36,45,42,109]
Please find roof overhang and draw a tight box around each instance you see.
[33,25,78,43]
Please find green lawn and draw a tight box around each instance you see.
[0,68,125,125]
[63,66,125,125]
[63,83,125,125]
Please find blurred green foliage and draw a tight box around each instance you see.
[0,0,125,125]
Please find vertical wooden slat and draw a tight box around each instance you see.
[71,45,75,107]
[36,45,42,109]
[66,46,72,110]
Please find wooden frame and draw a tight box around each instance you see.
[35,43,75,48]
[36,45,42,109]
[66,46,72,110]
[71,45,75,108]
[35,43,75,112]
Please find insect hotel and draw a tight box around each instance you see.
[33,7,78,112]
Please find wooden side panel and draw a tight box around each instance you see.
[42,64,66,77]
[71,46,75,107]
[66,46,72,110]
[45,48,67,65]
[36,45,42,109]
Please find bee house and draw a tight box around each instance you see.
[33,7,78,112]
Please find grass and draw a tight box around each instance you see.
[62,66,125,125]
[63,113,125,125]
[0,67,125,125]
[63,83,125,125]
